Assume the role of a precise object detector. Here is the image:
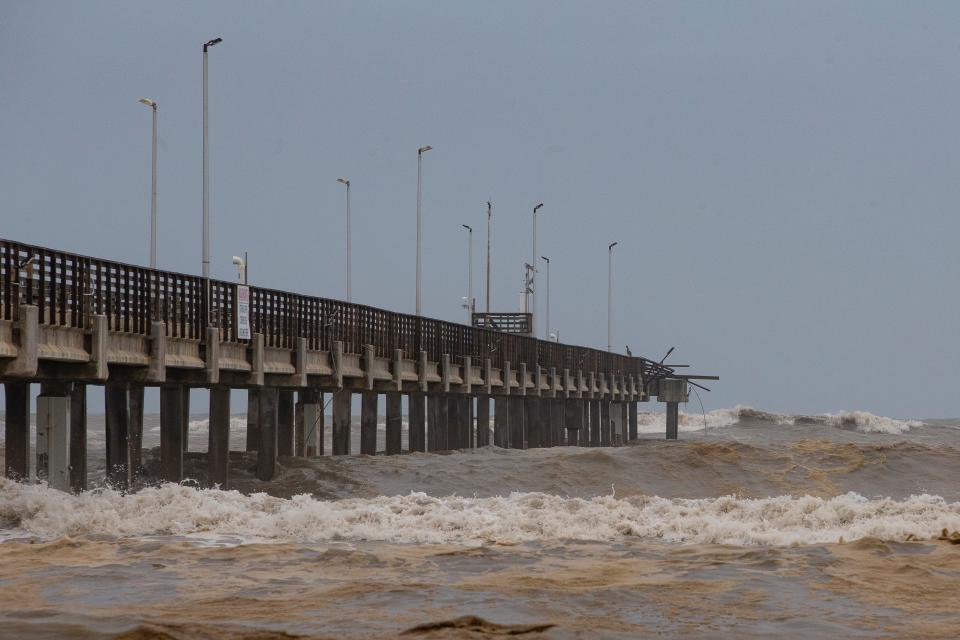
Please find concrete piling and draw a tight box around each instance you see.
[448,395,462,449]
[666,402,679,440]
[3,382,30,480]
[509,396,525,449]
[408,392,425,452]
[257,387,279,480]
[299,388,321,457]
[128,385,145,481]
[360,391,378,455]
[37,385,70,491]
[589,399,601,447]
[385,391,402,455]
[105,384,130,488]
[277,389,295,457]
[494,397,510,448]
[160,385,185,482]
[246,388,260,451]
[208,386,230,488]
[476,395,490,447]
[332,389,352,455]
[600,400,611,447]
[628,401,638,442]
[564,398,581,445]
[69,383,87,492]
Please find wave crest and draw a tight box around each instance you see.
[638,405,923,434]
[1,480,957,547]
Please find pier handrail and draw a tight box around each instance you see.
[0,238,674,381]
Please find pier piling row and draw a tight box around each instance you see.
[0,238,713,491]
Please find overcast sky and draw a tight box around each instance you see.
[2,1,959,417]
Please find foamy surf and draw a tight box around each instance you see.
[1,480,957,547]
[637,405,923,435]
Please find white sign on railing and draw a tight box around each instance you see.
[237,285,251,340]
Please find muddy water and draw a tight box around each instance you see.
[0,407,959,638]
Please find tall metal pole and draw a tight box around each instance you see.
[462,224,473,323]
[608,241,618,352]
[532,203,543,337]
[485,201,491,314]
[416,145,432,316]
[202,37,221,282]
[541,255,550,339]
[139,98,158,268]
[337,178,351,301]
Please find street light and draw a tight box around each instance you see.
[540,255,550,340]
[462,224,473,323]
[337,178,352,301]
[485,201,492,314]
[608,241,618,352]
[415,145,432,316]
[531,203,543,337]
[202,36,222,286]
[138,98,158,268]
[231,255,247,284]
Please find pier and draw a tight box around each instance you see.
[1,238,714,492]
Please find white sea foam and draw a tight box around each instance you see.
[1,480,957,547]
[636,405,922,435]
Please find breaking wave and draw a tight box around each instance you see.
[1,480,957,547]
[638,405,924,435]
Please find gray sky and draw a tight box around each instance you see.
[2,1,959,418]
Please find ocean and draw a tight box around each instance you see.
[1,406,959,639]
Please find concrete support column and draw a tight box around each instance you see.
[257,387,278,480]
[427,395,440,452]
[246,388,260,451]
[385,391,402,455]
[3,382,30,480]
[619,402,628,446]
[360,391,378,455]
[493,397,510,448]
[332,389,352,456]
[277,389,295,457]
[666,402,679,440]
[69,383,87,492]
[447,395,462,450]
[579,401,591,446]
[408,392,425,452]
[600,400,611,447]
[628,401,638,441]
[564,398,581,445]
[509,396,525,449]
[208,386,230,488]
[550,399,564,446]
[105,384,130,489]
[299,388,321,457]
[37,386,70,492]
[466,396,474,448]
[181,388,191,452]
[589,399,601,447]
[128,385,144,481]
[526,398,542,448]
[160,385,185,482]
[476,395,490,447]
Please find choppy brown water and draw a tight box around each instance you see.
[1,407,959,638]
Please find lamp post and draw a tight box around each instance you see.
[138,98,158,268]
[541,255,550,340]
[415,145,432,316]
[608,241,618,352]
[462,224,473,323]
[202,36,221,281]
[485,201,491,314]
[337,178,351,301]
[531,203,543,337]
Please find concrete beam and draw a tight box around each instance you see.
[1,305,38,377]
